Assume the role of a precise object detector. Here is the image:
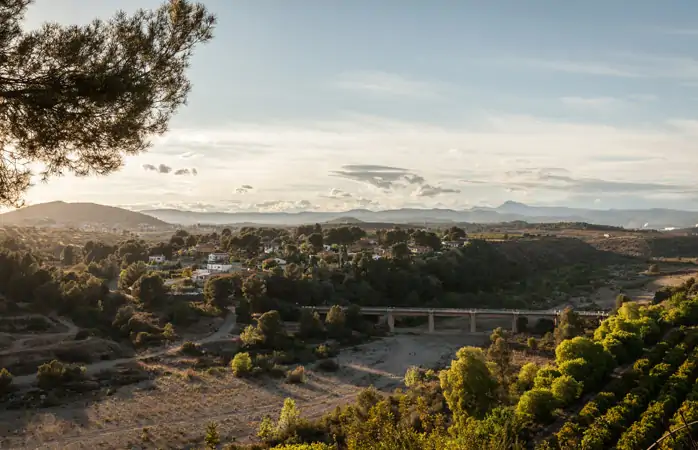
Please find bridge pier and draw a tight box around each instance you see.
[428,312,434,333]
[387,311,395,332]
[512,315,518,333]
[470,313,477,333]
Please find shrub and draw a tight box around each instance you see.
[314,343,337,359]
[162,323,177,341]
[551,375,583,405]
[534,365,561,389]
[648,264,660,274]
[0,368,12,394]
[204,421,220,449]
[516,388,558,423]
[181,341,202,356]
[404,365,423,387]
[315,359,339,372]
[36,360,85,389]
[286,366,306,384]
[231,352,253,377]
[325,305,347,339]
[298,309,324,339]
[527,337,538,352]
[517,362,539,391]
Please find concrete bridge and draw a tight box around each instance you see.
[304,306,609,333]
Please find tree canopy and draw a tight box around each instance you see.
[0,0,215,206]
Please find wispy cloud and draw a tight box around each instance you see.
[334,71,440,98]
[495,54,698,80]
[560,96,622,110]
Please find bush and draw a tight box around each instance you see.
[231,352,253,377]
[527,337,538,352]
[315,359,339,372]
[551,375,583,405]
[286,366,306,384]
[516,388,558,423]
[181,341,203,356]
[36,360,85,389]
[314,343,337,359]
[0,368,12,394]
[517,362,539,391]
[648,264,660,274]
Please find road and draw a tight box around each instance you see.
[0,316,79,355]
[11,313,237,387]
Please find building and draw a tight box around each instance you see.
[191,269,212,283]
[442,240,466,248]
[264,243,281,254]
[149,255,166,264]
[207,263,233,273]
[194,243,216,255]
[208,252,229,263]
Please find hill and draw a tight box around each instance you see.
[0,201,170,228]
[140,202,698,228]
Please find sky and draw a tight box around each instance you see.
[17,0,698,212]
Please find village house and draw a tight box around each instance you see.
[148,254,167,264]
[191,268,212,284]
[208,252,229,263]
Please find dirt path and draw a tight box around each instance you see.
[11,313,238,387]
[1,316,79,355]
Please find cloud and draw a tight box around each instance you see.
[253,200,314,212]
[143,163,197,176]
[235,185,254,194]
[497,54,698,81]
[415,184,461,197]
[157,164,172,174]
[330,164,433,190]
[492,168,697,196]
[560,96,622,110]
[334,71,440,98]
[326,188,353,199]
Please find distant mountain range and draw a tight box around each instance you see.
[2,201,698,230]
[0,201,169,228]
[141,201,698,229]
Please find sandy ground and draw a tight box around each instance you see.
[566,267,698,310]
[0,332,488,449]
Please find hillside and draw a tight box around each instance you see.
[0,201,170,228]
[140,202,698,228]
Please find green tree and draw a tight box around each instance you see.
[516,362,539,392]
[325,305,347,339]
[550,375,582,405]
[554,307,584,344]
[117,261,147,290]
[307,232,324,253]
[515,388,557,423]
[0,0,215,206]
[298,309,324,339]
[231,352,252,376]
[487,336,513,389]
[60,245,77,265]
[132,273,166,307]
[440,347,499,421]
[203,274,234,308]
[204,421,220,449]
[391,242,410,260]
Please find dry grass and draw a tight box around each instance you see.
[0,333,485,449]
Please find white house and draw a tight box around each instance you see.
[149,254,166,264]
[207,263,233,273]
[442,240,464,248]
[191,269,212,283]
[208,252,229,263]
[264,243,281,254]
